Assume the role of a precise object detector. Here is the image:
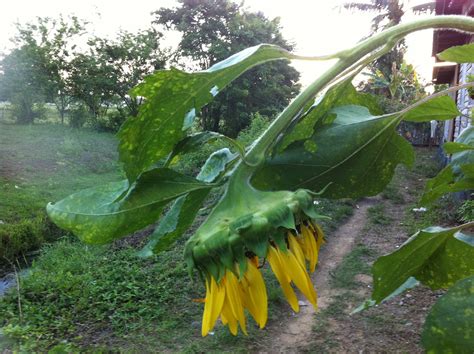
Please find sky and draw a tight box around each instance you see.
[0,0,435,86]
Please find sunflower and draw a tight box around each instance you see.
[199,219,324,336]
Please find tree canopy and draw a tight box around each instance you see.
[154,0,301,137]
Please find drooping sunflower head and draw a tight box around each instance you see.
[184,188,326,336]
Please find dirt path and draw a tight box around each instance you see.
[260,149,445,353]
[263,199,376,353]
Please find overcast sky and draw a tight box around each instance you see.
[0,0,435,86]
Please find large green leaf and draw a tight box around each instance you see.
[371,226,474,303]
[137,189,210,257]
[443,142,474,154]
[422,276,474,353]
[138,148,236,256]
[118,44,293,182]
[438,43,474,63]
[47,168,215,244]
[421,127,474,205]
[277,78,383,152]
[403,95,460,122]
[253,105,414,198]
[420,165,474,205]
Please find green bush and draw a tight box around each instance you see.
[94,110,127,132]
[176,113,271,176]
[0,215,61,261]
[458,199,474,223]
[68,104,89,128]
[11,101,46,124]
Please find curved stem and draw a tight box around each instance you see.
[243,16,474,167]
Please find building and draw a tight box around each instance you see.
[432,0,474,141]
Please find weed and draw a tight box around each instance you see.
[330,245,376,289]
[317,199,355,234]
[382,183,405,204]
[367,204,392,226]
[458,199,474,223]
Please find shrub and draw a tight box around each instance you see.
[0,215,62,261]
[94,110,127,132]
[458,199,474,223]
[68,104,89,128]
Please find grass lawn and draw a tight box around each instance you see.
[0,122,355,352]
[0,123,123,260]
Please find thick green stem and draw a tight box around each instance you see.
[243,15,474,167]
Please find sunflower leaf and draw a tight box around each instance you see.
[402,95,460,122]
[277,78,382,152]
[253,105,413,198]
[138,148,236,257]
[371,226,474,303]
[422,276,474,353]
[47,168,215,244]
[118,44,294,182]
[421,126,474,205]
[437,43,474,63]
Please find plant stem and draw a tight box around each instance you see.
[243,15,474,167]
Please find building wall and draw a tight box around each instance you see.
[455,62,473,137]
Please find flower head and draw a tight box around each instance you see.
[185,189,326,336]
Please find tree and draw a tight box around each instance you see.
[0,45,48,123]
[67,52,117,124]
[13,16,87,124]
[154,0,301,137]
[89,29,167,119]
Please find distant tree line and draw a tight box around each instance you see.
[0,0,300,137]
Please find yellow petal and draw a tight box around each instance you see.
[221,298,239,335]
[244,260,268,328]
[202,276,225,336]
[267,246,299,312]
[302,225,318,272]
[224,271,247,335]
[311,221,326,251]
[282,250,318,309]
[288,232,306,268]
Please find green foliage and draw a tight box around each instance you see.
[12,16,87,124]
[343,0,407,79]
[421,127,474,205]
[39,16,474,347]
[458,200,474,223]
[253,103,414,198]
[68,104,89,128]
[0,123,121,260]
[371,226,474,303]
[47,168,215,244]
[155,0,300,137]
[88,29,167,120]
[403,95,459,122]
[0,215,61,261]
[438,43,474,63]
[278,77,383,151]
[422,276,474,353]
[367,204,392,225]
[0,46,49,124]
[330,244,375,289]
[118,44,294,182]
[0,240,199,350]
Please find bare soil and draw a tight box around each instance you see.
[263,199,376,353]
[260,150,444,353]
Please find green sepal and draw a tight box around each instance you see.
[185,181,322,278]
[272,229,289,252]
